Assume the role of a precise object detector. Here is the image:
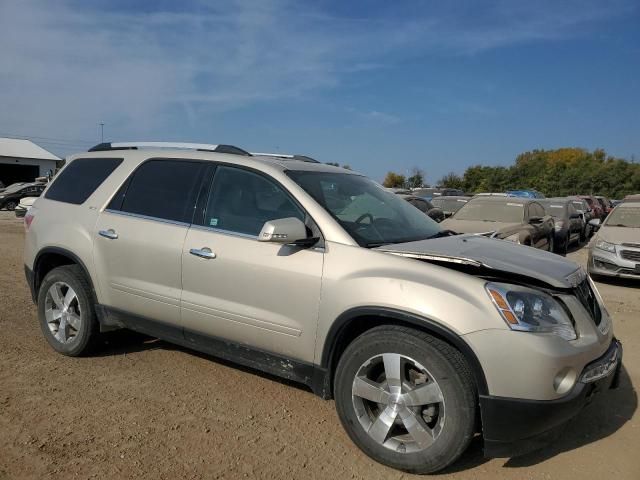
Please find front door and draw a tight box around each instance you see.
[180,165,323,363]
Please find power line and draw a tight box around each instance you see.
[0,131,94,145]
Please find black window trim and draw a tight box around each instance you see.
[104,157,210,227]
[44,157,124,205]
[195,162,322,242]
[102,157,325,243]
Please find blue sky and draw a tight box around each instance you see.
[0,0,638,183]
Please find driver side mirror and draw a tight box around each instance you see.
[588,218,601,231]
[258,217,317,246]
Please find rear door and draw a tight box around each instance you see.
[93,159,207,325]
[527,202,549,249]
[180,165,324,362]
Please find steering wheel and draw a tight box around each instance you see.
[355,213,374,225]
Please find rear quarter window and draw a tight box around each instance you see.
[45,157,123,205]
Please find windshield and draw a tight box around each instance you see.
[539,202,566,218]
[570,201,586,212]
[604,207,640,228]
[432,197,468,212]
[454,200,525,223]
[286,171,442,246]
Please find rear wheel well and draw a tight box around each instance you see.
[33,250,95,301]
[324,311,487,399]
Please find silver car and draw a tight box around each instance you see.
[588,202,640,279]
[23,142,621,473]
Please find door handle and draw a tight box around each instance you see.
[190,247,216,259]
[99,229,118,240]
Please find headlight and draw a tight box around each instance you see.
[595,239,616,253]
[554,221,565,231]
[486,282,577,340]
[503,233,520,243]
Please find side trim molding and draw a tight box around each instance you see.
[96,305,330,398]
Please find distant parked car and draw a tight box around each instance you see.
[431,195,470,218]
[442,196,554,250]
[14,197,38,218]
[412,187,465,200]
[397,194,445,222]
[577,195,605,221]
[472,192,507,197]
[506,189,545,199]
[539,199,584,255]
[0,181,28,194]
[567,196,595,239]
[0,182,46,211]
[595,196,614,216]
[588,201,640,279]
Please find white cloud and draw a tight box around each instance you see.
[0,0,633,150]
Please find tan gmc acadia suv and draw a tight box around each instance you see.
[24,142,622,474]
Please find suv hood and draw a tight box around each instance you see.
[598,226,640,245]
[441,219,520,235]
[375,234,584,289]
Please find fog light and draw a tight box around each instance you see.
[553,368,577,394]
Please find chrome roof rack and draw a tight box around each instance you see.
[252,152,319,163]
[88,142,251,156]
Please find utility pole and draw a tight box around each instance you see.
[99,122,104,142]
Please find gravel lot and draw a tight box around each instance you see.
[0,210,638,479]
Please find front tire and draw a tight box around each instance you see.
[334,326,476,474]
[37,265,99,356]
[4,200,17,211]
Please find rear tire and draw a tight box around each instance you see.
[4,200,17,211]
[334,325,476,474]
[37,265,99,356]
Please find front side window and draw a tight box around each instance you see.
[204,166,304,236]
[529,203,545,218]
[286,171,441,247]
[115,159,205,223]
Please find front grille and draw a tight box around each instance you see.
[622,242,640,248]
[620,249,640,262]
[575,279,602,326]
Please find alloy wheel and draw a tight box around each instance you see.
[44,281,82,344]
[351,353,445,454]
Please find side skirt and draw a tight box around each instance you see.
[95,305,331,398]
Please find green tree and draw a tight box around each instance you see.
[407,167,426,188]
[382,172,406,188]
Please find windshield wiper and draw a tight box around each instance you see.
[365,241,393,248]
[427,229,458,239]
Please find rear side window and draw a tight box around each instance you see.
[45,157,122,204]
[112,159,206,223]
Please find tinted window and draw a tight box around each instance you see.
[529,202,545,218]
[117,160,205,223]
[204,166,304,236]
[45,158,122,204]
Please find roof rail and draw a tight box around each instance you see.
[252,152,320,163]
[88,142,251,156]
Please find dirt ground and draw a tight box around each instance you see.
[0,210,638,480]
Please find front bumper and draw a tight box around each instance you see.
[481,339,622,458]
[14,206,27,218]
[588,246,640,279]
[25,265,37,303]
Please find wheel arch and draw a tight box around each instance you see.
[320,307,489,398]
[32,247,97,303]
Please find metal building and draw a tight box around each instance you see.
[0,137,61,186]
